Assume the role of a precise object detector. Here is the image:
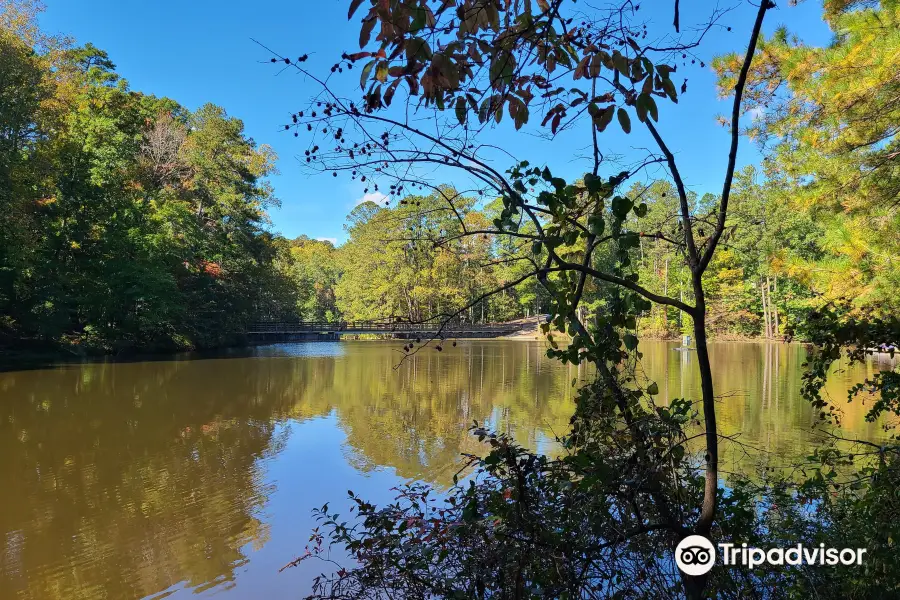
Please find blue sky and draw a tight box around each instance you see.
[39,1,832,244]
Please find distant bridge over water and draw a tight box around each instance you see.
[246,319,540,342]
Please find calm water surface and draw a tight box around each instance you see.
[0,340,894,599]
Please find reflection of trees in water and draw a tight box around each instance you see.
[638,341,891,477]
[319,343,580,484]
[0,344,582,599]
[0,342,891,599]
[0,359,294,600]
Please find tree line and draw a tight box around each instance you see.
[3,0,897,360]
[275,0,900,598]
[0,5,286,354]
[271,161,876,345]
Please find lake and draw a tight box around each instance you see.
[0,340,893,599]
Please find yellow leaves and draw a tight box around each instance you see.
[822,219,869,262]
[824,271,872,309]
[769,252,787,275]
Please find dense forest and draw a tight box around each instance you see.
[3,0,900,598]
[2,0,898,358]
[0,5,286,354]
[274,0,900,597]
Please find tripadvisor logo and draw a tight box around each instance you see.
[675,535,868,575]
[675,535,716,576]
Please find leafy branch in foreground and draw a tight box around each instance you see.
[268,1,899,598]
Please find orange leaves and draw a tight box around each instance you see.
[183,260,224,278]
[507,95,529,130]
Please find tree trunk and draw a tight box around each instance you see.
[687,276,718,599]
[663,257,669,331]
[761,279,771,339]
[771,276,780,338]
[691,277,718,535]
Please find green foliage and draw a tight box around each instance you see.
[274,236,342,321]
[797,306,900,426]
[0,17,282,353]
[280,1,900,598]
[716,0,900,319]
[299,381,900,599]
[335,188,544,323]
[299,376,707,599]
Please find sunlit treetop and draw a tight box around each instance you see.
[715,0,900,213]
[715,0,900,315]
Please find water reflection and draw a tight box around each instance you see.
[0,340,893,599]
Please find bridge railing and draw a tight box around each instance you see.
[246,321,526,334]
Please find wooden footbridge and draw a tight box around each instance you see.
[246,319,537,342]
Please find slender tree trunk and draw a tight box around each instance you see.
[772,276,780,338]
[663,257,669,331]
[761,279,771,338]
[685,276,718,600]
[691,277,718,536]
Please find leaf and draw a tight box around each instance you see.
[410,6,426,31]
[624,334,638,350]
[647,382,659,395]
[348,0,366,19]
[490,51,516,88]
[635,94,648,122]
[455,97,467,125]
[611,195,633,219]
[612,51,629,76]
[589,54,603,78]
[406,38,432,61]
[646,94,659,121]
[595,104,615,132]
[617,108,631,133]
[360,60,376,89]
[584,172,604,194]
[359,15,377,48]
[383,79,400,106]
[662,77,678,102]
[508,96,528,130]
[374,61,388,83]
[656,64,675,79]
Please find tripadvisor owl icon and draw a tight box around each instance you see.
[675,535,716,576]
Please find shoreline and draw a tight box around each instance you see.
[0,331,817,373]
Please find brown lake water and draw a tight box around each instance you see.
[0,340,894,599]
